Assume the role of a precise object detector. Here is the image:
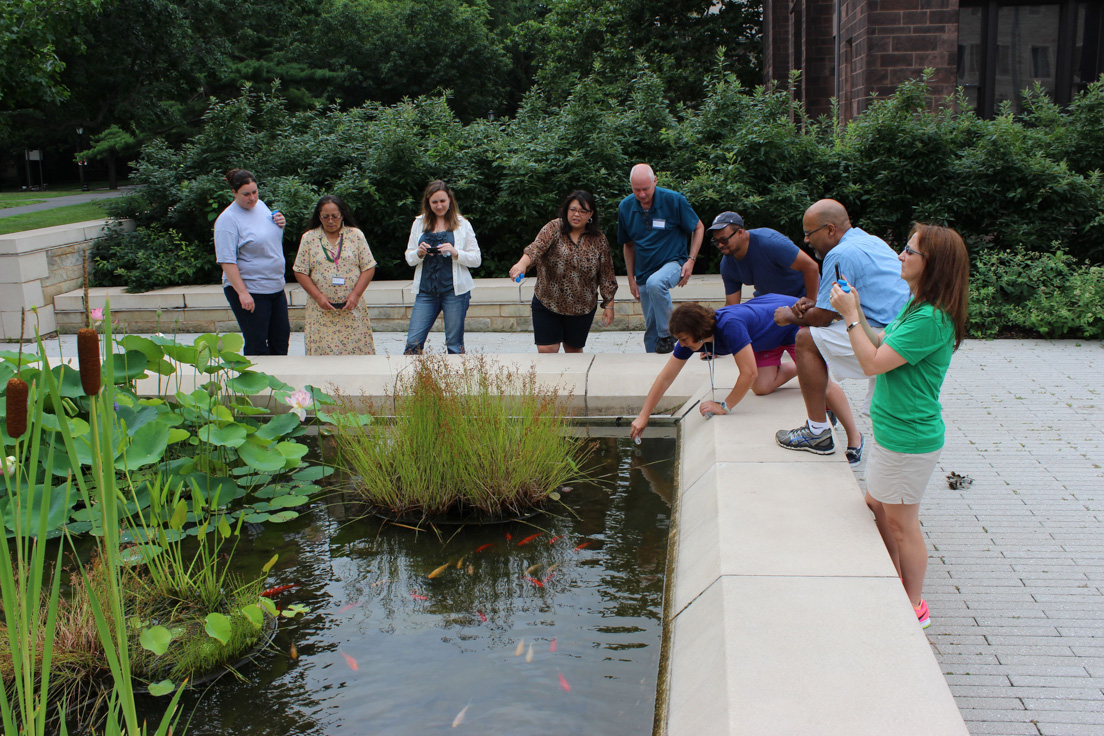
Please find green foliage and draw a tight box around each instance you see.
[332,354,592,521]
[969,247,1104,339]
[92,225,221,292]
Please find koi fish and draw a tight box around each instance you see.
[341,651,359,671]
[455,556,465,569]
[411,591,428,601]
[525,563,543,576]
[337,601,359,614]
[452,702,471,728]
[549,637,557,653]
[289,642,299,660]
[524,576,544,588]
[260,583,297,598]
[574,541,593,551]
[517,533,541,546]
[526,643,534,663]
[476,610,487,623]
[545,563,559,575]
[466,564,474,575]
[428,562,451,579]
[474,543,494,553]
[505,532,512,542]
[515,638,525,656]
[548,536,561,545]
[542,572,555,584]
[558,670,571,692]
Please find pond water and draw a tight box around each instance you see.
[137,434,675,735]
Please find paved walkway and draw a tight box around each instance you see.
[33,332,1104,735]
[0,186,132,217]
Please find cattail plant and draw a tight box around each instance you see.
[77,327,101,396]
[5,377,27,438]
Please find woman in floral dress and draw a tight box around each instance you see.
[292,195,378,355]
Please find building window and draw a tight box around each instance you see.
[958,0,1104,117]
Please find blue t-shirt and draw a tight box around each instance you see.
[817,227,910,327]
[720,228,806,298]
[672,294,800,361]
[214,200,286,294]
[617,187,701,282]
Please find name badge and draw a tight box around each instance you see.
[652,219,666,229]
[331,276,346,286]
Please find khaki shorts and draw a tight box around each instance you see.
[809,320,876,413]
[866,440,942,505]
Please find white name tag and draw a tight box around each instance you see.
[652,219,666,229]
[331,276,346,286]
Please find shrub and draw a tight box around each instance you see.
[331,354,591,522]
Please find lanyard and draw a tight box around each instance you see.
[321,231,344,268]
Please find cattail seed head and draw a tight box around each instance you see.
[6,377,28,438]
[77,328,102,396]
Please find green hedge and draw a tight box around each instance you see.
[96,70,1104,337]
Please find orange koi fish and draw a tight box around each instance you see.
[341,651,359,671]
[517,533,541,546]
[505,532,512,542]
[476,610,487,623]
[428,562,451,579]
[525,563,543,576]
[515,638,525,656]
[558,671,571,692]
[455,556,465,569]
[337,601,359,614]
[466,564,474,575]
[411,591,428,601]
[474,543,494,553]
[289,642,299,660]
[260,583,297,598]
[549,637,557,653]
[542,572,555,584]
[574,541,593,551]
[524,576,544,588]
[526,643,534,663]
[548,536,561,545]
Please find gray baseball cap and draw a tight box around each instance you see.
[706,211,745,232]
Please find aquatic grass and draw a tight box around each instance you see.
[332,354,591,520]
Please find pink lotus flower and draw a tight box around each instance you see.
[90,307,104,323]
[285,388,313,421]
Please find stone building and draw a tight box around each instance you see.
[763,0,1104,121]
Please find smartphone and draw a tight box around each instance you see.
[329,302,346,310]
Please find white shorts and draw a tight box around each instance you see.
[866,440,942,505]
[809,320,876,413]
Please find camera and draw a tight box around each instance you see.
[425,243,440,255]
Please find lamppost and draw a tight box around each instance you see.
[76,127,89,191]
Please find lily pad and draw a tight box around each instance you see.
[140,625,174,656]
[204,612,232,645]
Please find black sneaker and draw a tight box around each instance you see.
[655,336,676,354]
[774,424,835,455]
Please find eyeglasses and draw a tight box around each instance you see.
[567,207,592,216]
[320,214,342,221]
[902,245,926,258]
[803,223,829,238]
[712,234,732,247]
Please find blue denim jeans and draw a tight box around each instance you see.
[638,260,683,352]
[224,287,291,355]
[404,290,471,354]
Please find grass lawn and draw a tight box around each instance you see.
[0,180,128,204]
[0,202,111,235]
[0,199,46,209]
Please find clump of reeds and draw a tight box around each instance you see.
[331,354,589,521]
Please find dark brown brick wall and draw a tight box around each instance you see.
[762,0,960,121]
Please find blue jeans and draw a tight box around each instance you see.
[638,261,683,352]
[224,287,291,355]
[404,290,471,354]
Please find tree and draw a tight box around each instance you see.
[0,0,100,108]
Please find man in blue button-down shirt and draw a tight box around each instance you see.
[618,164,705,353]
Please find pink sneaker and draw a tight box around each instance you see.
[914,599,931,629]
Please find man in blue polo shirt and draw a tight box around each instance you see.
[773,199,910,464]
[618,163,704,353]
[705,211,820,305]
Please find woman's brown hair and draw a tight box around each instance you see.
[668,303,716,343]
[909,223,970,350]
[419,180,461,232]
[225,168,257,192]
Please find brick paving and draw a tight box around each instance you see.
[36,332,1104,734]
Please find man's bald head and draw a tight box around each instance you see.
[802,199,852,258]
[630,164,657,208]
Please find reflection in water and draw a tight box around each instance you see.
[134,436,675,735]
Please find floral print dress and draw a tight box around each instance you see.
[292,226,378,355]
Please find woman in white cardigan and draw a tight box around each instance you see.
[402,180,481,354]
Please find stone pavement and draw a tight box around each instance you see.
[33,331,1104,735]
[0,186,132,218]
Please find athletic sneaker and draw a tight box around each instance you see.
[775,424,835,454]
[846,434,865,465]
[915,599,931,629]
[655,336,676,354]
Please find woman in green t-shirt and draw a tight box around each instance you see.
[829,224,969,631]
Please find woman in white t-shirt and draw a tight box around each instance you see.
[213,168,290,355]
